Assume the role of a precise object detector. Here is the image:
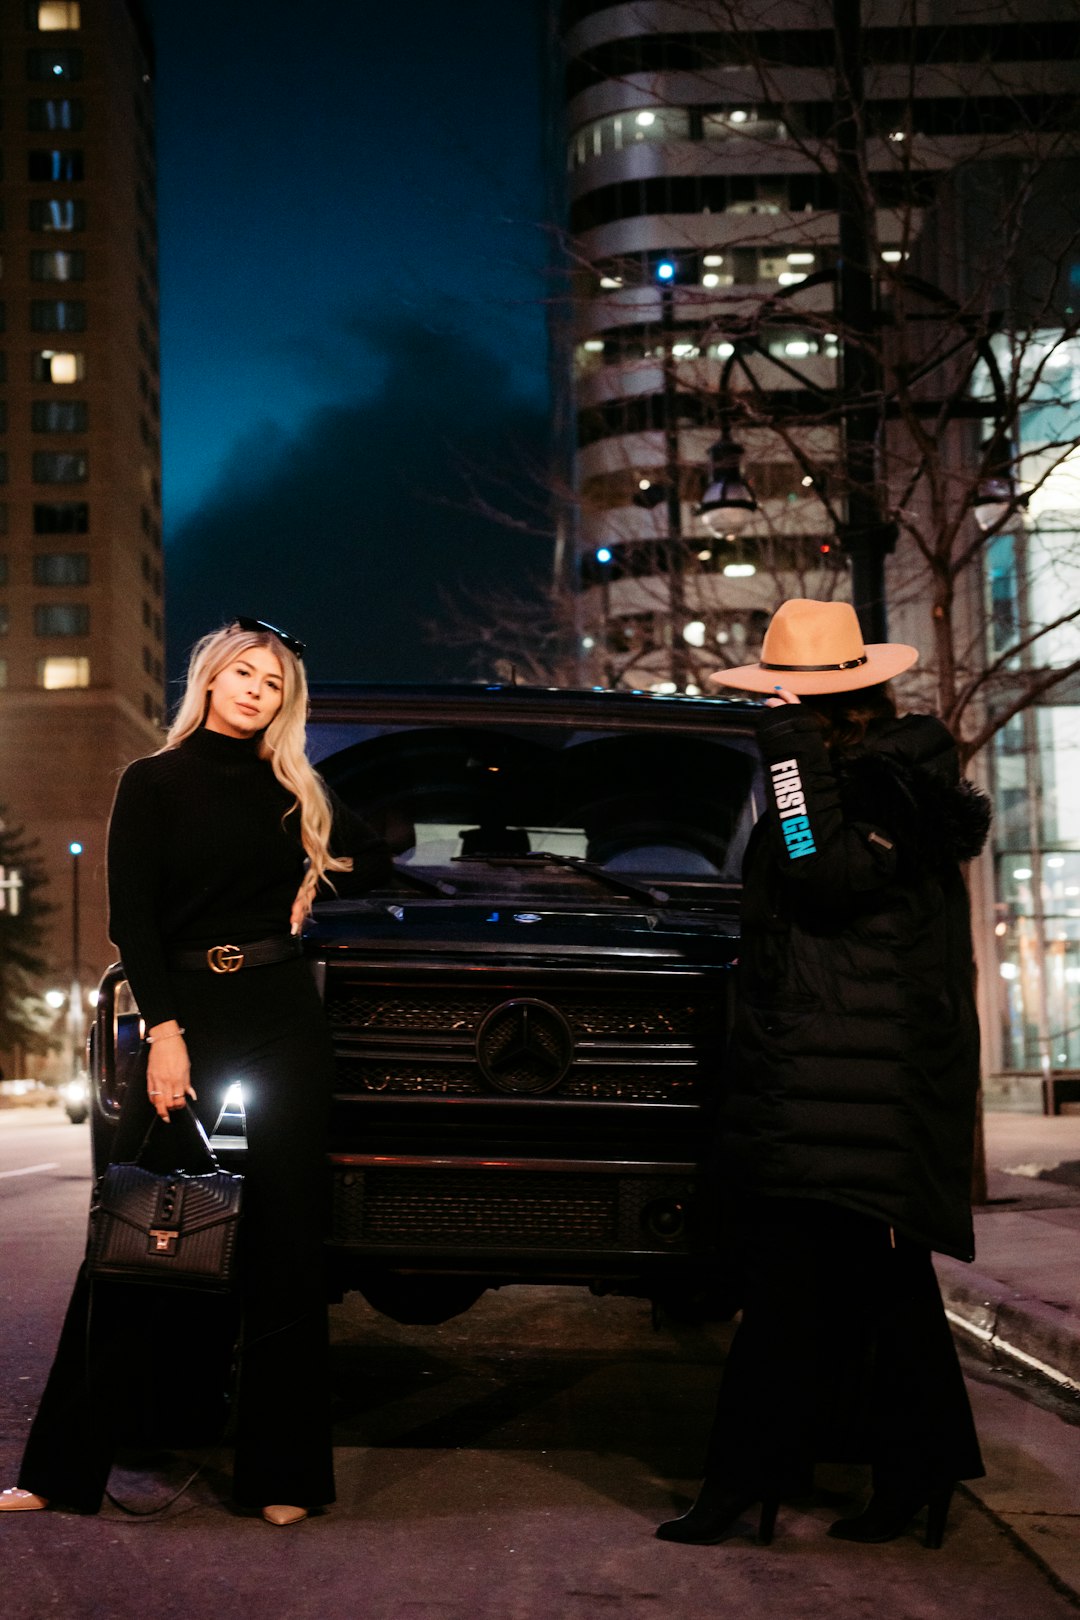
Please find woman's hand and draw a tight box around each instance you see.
[146,1022,196,1122]
[765,686,801,708]
[289,891,306,937]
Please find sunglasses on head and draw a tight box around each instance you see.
[233,616,306,660]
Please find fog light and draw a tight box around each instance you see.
[642,1198,686,1241]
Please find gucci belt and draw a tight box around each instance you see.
[167,936,303,973]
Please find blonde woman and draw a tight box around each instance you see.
[2,619,390,1525]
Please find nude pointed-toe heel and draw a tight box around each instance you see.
[260,1504,308,1527]
[0,1488,48,1512]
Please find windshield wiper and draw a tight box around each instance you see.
[454,850,669,906]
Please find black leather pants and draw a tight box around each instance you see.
[704,1198,985,1497]
[18,957,336,1513]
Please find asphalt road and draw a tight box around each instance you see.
[1,1106,1078,1620]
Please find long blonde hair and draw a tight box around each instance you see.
[164,624,350,917]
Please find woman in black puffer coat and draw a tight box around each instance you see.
[657,599,989,1552]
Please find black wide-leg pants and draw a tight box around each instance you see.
[19,957,336,1513]
[704,1198,985,1497]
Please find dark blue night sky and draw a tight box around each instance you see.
[146,0,553,686]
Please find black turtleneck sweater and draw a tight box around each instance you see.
[106,726,392,1029]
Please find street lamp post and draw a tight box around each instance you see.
[68,840,84,1078]
[833,0,896,644]
[658,265,691,690]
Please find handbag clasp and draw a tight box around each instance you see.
[149,1228,179,1255]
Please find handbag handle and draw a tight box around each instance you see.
[132,1100,224,1173]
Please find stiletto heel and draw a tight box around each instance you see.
[757,1496,779,1546]
[828,1483,955,1548]
[924,1486,953,1550]
[656,1482,780,1546]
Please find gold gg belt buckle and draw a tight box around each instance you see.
[207,943,244,974]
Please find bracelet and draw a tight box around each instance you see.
[146,1026,186,1044]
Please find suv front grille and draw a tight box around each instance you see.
[330,989,698,1039]
[326,977,714,1105]
[335,1057,479,1096]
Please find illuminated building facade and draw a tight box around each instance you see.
[0,0,162,1066]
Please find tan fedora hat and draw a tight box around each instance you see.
[708,598,918,695]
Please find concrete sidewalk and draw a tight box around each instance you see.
[936,1111,1080,1394]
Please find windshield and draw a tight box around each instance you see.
[316,718,761,884]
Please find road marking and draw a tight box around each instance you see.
[0,1162,60,1180]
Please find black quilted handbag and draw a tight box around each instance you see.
[87,1105,243,1293]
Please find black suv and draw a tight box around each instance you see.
[91,685,762,1322]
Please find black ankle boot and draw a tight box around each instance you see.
[828,1485,954,1549]
[656,1481,780,1546]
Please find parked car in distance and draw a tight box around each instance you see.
[91,684,763,1323]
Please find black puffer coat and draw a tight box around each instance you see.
[722,707,991,1261]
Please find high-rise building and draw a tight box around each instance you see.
[0,0,163,1065]
[551,2,1080,1084]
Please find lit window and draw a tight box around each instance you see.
[34,603,88,636]
[881,249,905,263]
[703,254,724,267]
[33,552,89,585]
[26,48,83,80]
[33,450,87,482]
[635,111,656,127]
[28,98,83,131]
[777,271,808,286]
[32,350,84,383]
[702,274,720,288]
[28,151,84,183]
[599,275,623,290]
[787,253,815,266]
[38,654,89,688]
[582,339,604,352]
[32,400,87,432]
[31,250,84,282]
[29,199,85,231]
[31,300,86,332]
[36,4,81,29]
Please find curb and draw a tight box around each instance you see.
[936,1257,1080,1395]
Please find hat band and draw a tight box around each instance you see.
[760,654,868,673]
